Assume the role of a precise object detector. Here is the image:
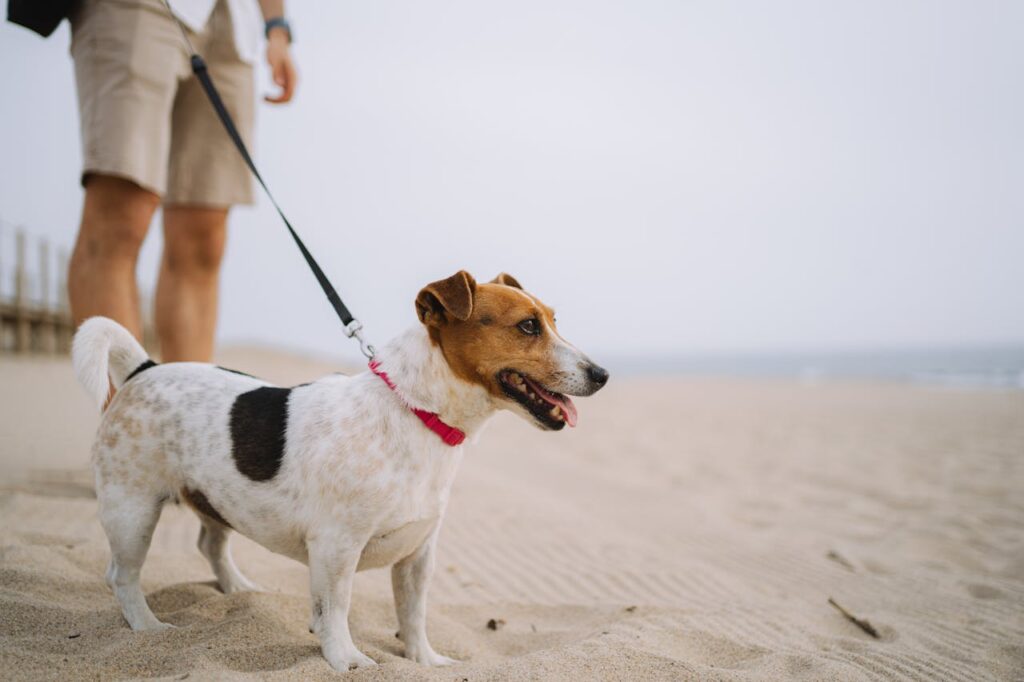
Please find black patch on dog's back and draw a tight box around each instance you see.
[217,366,258,379]
[230,386,292,481]
[125,359,157,382]
[180,487,232,529]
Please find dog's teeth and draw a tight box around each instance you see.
[550,406,562,419]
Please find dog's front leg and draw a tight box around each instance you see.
[308,542,376,672]
[392,530,456,666]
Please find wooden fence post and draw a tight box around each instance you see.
[57,248,71,353]
[14,230,30,352]
[39,238,54,352]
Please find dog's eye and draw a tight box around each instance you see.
[517,318,541,336]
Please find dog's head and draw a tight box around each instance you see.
[416,270,608,430]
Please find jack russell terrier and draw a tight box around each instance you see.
[72,271,608,672]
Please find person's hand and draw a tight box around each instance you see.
[265,29,297,104]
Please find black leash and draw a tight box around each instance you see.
[161,0,375,358]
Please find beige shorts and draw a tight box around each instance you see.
[71,0,255,206]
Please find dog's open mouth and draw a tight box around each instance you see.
[498,370,578,429]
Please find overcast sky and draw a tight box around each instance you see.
[1,1,1022,365]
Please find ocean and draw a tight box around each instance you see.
[605,346,1024,388]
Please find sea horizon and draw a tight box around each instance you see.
[602,344,1024,388]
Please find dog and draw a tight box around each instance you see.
[71,270,608,672]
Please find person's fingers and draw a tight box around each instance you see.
[264,56,296,104]
[274,58,286,87]
[283,58,297,100]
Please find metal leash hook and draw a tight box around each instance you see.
[343,320,376,359]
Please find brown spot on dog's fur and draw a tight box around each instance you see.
[106,401,145,440]
[102,430,120,449]
[121,416,143,439]
[181,487,232,529]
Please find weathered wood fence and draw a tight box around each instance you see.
[0,224,157,355]
[0,228,73,354]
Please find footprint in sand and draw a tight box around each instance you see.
[965,583,1004,600]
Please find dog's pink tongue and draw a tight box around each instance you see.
[558,395,578,428]
[527,378,579,428]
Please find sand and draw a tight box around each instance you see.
[1,349,1022,681]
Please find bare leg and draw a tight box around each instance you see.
[196,520,260,594]
[155,206,228,362]
[308,541,376,672]
[68,175,159,336]
[99,490,169,631]
[392,531,455,666]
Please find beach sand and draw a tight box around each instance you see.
[1,349,1022,680]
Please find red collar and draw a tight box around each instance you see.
[368,360,466,447]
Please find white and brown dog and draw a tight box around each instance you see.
[72,271,608,672]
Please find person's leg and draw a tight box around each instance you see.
[154,207,228,362]
[68,175,160,337]
[156,2,252,364]
[69,0,192,339]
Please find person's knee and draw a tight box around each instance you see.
[77,175,158,264]
[163,209,228,276]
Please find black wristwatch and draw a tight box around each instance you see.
[265,17,293,43]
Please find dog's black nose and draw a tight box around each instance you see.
[587,363,609,388]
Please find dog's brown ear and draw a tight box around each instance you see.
[416,271,477,325]
[490,272,523,290]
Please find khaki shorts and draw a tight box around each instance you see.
[71,0,255,206]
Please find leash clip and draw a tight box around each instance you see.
[343,319,376,359]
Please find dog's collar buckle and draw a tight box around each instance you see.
[368,360,466,447]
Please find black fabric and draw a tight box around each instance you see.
[7,0,74,37]
[187,54,356,328]
[125,359,158,382]
[230,386,292,481]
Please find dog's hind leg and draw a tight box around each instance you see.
[98,490,171,631]
[197,520,260,594]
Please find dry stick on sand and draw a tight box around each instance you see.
[827,597,880,639]
[826,549,856,572]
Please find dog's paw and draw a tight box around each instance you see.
[325,648,377,672]
[407,645,457,667]
[221,580,262,594]
[424,653,458,667]
[134,620,176,633]
[219,571,262,594]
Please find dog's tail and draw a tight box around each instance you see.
[72,317,151,411]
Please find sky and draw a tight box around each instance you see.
[1,0,1022,367]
